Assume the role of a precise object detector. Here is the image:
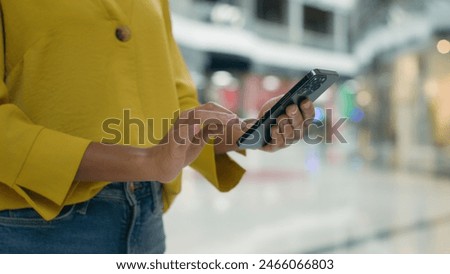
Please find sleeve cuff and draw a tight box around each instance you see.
[190,141,246,192]
[14,128,91,208]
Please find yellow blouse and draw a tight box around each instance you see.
[0,0,245,221]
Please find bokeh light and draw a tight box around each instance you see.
[349,107,365,123]
[437,39,450,54]
[314,107,325,121]
[356,90,372,107]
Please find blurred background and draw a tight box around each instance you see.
[164,0,450,253]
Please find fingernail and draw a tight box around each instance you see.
[193,124,202,135]
[291,108,298,116]
[229,115,239,123]
[303,101,312,109]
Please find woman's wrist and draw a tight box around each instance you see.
[75,142,160,182]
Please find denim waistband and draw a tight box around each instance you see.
[95,181,162,208]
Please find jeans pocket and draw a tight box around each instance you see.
[0,204,78,227]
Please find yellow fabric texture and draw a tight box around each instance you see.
[0,0,245,221]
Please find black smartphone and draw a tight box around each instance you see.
[236,69,339,149]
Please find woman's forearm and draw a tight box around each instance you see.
[74,142,158,182]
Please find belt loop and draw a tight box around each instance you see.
[129,182,135,192]
[124,182,137,206]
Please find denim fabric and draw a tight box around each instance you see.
[0,182,165,254]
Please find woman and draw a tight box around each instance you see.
[0,0,315,253]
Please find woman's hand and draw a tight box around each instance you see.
[152,103,238,182]
[257,95,316,153]
[75,103,238,183]
[212,97,316,155]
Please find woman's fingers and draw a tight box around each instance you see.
[199,102,235,114]
[263,100,316,150]
[285,104,304,128]
[299,99,315,124]
[173,103,238,141]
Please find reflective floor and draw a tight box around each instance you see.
[164,142,450,253]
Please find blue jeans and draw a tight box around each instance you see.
[0,182,165,254]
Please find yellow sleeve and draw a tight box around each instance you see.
[0,11,91,220]
[161,1,246,191]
